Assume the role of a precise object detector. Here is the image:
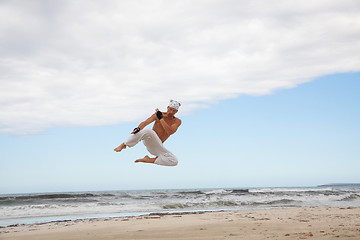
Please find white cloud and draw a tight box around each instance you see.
[1,0,360,134]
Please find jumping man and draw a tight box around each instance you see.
[114,100,181,166]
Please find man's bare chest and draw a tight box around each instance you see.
[163,117,176,126]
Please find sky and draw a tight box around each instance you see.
[0,0,359,194]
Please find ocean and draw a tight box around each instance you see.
[1,185,360,227]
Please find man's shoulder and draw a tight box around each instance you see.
[175,117,182,125]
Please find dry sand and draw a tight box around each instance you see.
[1,207,360,240]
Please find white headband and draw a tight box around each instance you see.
[169,100,181,110]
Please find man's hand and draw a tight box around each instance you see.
[155,108,163,120]
[132,127,140,134]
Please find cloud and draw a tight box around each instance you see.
[1,0,360,134]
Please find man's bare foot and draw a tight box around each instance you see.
[114,143,126,152]
[135,155,156,164]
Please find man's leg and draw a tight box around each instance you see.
[114,129,145,153]
[154,152,178,166]
[114,129,177,166]
[139,129,178,166]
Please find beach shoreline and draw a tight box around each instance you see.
[2,186,360,228]
[1,206,360,240]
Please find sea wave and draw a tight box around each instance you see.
[176,190,204,195]
[249,187,334,193]
[338,194,360,201]
[0,192,129,207]
[173,189,249,196]
[0,193,107,201]
[161,198,300,210]
[231,189,250,194]
[162,203,193,209]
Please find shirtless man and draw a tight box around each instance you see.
[114,100,182,166]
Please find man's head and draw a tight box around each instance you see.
[169,100,181,110]
[167,99,181,116]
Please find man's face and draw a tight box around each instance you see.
[167,106,178,116]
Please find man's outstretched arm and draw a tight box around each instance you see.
[132,114,156,133]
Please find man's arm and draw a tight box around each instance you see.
[131,114,156,134]
[159,117,182,135]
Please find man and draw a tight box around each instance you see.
[114,100,182,166]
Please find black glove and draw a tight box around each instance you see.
[133,127,140,134]
[156,111,163,120]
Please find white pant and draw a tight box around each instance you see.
[125,128,178,166]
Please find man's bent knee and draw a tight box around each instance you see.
[154,155,178,166]
[141,128,156,139]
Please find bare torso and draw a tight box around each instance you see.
[153,113,180,142]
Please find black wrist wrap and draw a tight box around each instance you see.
[156,111,163,120]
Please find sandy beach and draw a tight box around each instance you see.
[1,207,359,240]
